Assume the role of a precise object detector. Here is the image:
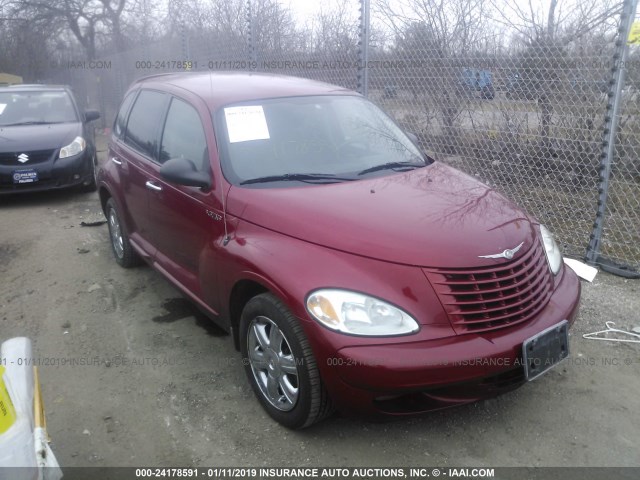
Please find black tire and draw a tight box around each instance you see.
[78,155,98,193]
[240,293,334,429]
[105,198,142,268]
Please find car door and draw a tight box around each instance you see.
[107,90,136,224]
[145,95,226,308]
[116,89,169,258]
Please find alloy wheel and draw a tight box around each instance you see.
[247,315,300,411]
[109,209,124,259]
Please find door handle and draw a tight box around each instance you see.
[145,181,162,192]
[111,157,122,165]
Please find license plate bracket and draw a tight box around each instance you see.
[522,320,569,381]
[12,169,39,184]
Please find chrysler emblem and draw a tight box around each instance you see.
[478,242,524,260]
[17,153,29,163]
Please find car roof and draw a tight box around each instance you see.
[132,72,357,110]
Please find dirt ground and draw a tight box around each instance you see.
[1,182,639,469]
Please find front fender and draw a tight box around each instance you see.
[216,219,453,345]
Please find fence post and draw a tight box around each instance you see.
[357,0,370,96]
[246,0,257,66]
[585,0,638,266]
[180,25,190,60]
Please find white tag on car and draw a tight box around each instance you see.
[224,105,270,143]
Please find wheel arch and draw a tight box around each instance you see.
[99,186,112,215]
[227,274,296,351]
[228,279,268,351]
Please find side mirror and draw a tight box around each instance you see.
[84,110,100,122]
[160,157,211,189]
[405,132,419,144]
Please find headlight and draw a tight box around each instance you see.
[306,289,420,336]
[540,225,562,275]
[59,136,86,159]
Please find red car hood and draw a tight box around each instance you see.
[227,163,537,268]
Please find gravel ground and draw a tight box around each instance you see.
[0,183,639,470]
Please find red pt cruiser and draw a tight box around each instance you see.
[98,72,581,428]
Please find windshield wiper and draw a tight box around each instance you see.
[357,161,424,175]
[240,173,356,185]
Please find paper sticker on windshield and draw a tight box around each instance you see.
[224,106,270,143]
[0,104,6,115]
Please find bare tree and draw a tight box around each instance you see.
[374,0,492,55]
[252,0,301,54]
[0,15,55,79]
[166,0,245,39]
[165,0,303,60]
[3,0,130,59]
[99,0,127,53]
[488,0,621,152]
[373,0,494,151]
[121,0,165,46]
[308,3,359,54]
[488,0,620,47]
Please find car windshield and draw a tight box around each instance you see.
[217,95,430,186]
[0,90,78,126]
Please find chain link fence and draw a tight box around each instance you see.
[40,0,640,274]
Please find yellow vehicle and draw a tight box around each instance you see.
[0,338,61,478]
[0,73,23,86]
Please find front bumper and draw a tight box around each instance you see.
[310,266,581,417]
[0,150,93,194]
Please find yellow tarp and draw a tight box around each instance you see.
[0,73,22,86]
[0,366,17,434]
[629,21,640,45]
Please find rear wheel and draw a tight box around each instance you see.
[240,293,333,429]
[105,198,141,268]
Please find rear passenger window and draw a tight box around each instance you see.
[124,90,167,158]
[160,98,208,171]
[113,91,136,140]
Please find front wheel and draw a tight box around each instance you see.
[78,155,98,193]
[240,293,333,429]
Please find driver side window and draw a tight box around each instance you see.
[160,98,208,171]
